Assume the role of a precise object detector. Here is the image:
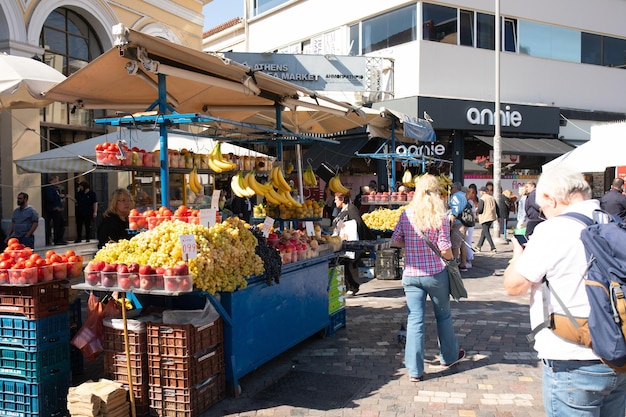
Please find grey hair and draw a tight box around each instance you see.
[536,166,591,206]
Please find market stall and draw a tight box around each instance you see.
[25,24,376,416]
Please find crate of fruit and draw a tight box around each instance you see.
[147,318,223,358]
[149,373,225,417]
[148,344,224,388]
[0,280,69,320]
[0,312,70,351]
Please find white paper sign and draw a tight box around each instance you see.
[211,190,221,209]
[262,216,274,238]
[180,234,197,260]
[199,208,216,227]
[305,221,315,236]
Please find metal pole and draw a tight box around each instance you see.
[158,73,170,208]
[493,0,504,242]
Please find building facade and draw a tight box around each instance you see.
[203,0,626,189]
[0,0,206,242]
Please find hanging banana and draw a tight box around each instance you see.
[231,174,247,198]
[245,171,267,197]
[209,142,238,172]
[303,165,318,187]
[238,172,255,197]
[402,169,414,188]
[188,166,202,194]
[329,174,350,194]
[271,166,293,193]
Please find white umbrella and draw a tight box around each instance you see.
[0,53,66,110]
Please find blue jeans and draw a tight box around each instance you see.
[402,270,459,378]
[542,359,626,417]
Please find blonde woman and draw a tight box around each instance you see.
[391,174,465,382]
[97,188,132,248]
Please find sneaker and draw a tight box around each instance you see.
[409,375,424,382]
[459,265,468,272]
[442,348,466,367]
[465,262,472,269]
[491,248,497,253]
[472,246,481,252]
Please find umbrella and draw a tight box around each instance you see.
[0,53,66,110]
[14,129,272,174]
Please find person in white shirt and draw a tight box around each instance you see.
[503,166,626,417]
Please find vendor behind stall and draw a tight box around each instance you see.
[331,192,375,295]
[97,188,132,248]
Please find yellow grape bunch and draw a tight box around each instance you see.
[94,217,264,294]
[362,206,407,231]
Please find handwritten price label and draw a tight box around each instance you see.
[199,208,216,227]
[305,221,315,236]
[262,217,274,238]
[180,234,197,260]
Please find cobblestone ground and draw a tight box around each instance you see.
[200,239,548,417]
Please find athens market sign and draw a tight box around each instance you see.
[466,105,522,128]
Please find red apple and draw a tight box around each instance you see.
[101,272,117,287]
[164,267,175,277]
[139,265,154,275]
[118,275,131,290]
[140,275,154,290]
[155,267,166,275]
[128,262,140,273]
[173,262,189,276]
[85,272,100,285]
[86,260,105,272]
[164,276,179,291]
[178,277,192,292]
[102,263,117,272]
[117,263,129,274]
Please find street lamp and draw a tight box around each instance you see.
[493,0,505,243]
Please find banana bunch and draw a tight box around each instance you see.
[438,174,453,191]
[271,166,293,193]
[328,174,350,194]
[244,170,302,208]
[188,166,203,194]
[303,165,318,187]
[402,169,414,188]
[207,142,238,173]
[231,172,255,198]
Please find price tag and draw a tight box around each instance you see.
[211,190,221,209]
[180,234,197,260]
[199,208,215,227]
[305,221,315,236]
[261,216,274,238]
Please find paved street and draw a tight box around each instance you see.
[201,237,546,417]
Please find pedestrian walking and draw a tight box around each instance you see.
[448,182,468,270]
[391,174,465,382]
[504,166,626,417]
[474,186,497,253]
[599,177,626,220]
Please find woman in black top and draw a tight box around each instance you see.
[97,188,132,248]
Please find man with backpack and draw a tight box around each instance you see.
[503,166,626,417]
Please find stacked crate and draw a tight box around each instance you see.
[327,265,346,336]
[147,318,225,417]
[0,280,71,417]
[103,318,150,416]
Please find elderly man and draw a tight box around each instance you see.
[448,182,468,271]
[599,178,626,220]
[504,167,626,417]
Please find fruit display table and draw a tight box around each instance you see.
[213,252,337,395]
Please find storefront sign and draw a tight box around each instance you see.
[467,106,522,127]
[396,143,446,157]
[223,52,369,91]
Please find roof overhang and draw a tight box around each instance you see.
[474,135,574,156]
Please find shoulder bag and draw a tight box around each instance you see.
[419,231,468,302]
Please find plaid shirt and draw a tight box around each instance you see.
[391,210,451,276]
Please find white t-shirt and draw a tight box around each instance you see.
[514,199,600,360]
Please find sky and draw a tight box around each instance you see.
[203,0,242,31]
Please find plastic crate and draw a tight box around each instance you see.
[147,318,223,357]
[0,344,70,381]
[103,351,148,387]
[0,280,69,319]
[0,313,70,351]
[328,295,346,315]
[149,372,225,417]
[326,308,346,337]
[0,372,70,417]
[148,344,224,388]
[104,324,148,354]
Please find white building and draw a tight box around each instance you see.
[203,0,626,188]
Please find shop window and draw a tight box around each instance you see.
[602,36,626,68]
[581,32,602,65]
[459,10,474,47]
[477,13,495,50]
[362,4,416,54]
[39,7,104,127]
[422,3,457,44]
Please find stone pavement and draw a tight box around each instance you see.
[201,237,546,417]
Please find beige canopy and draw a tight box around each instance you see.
[43,25,374,136]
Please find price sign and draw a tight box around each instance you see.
[180,234,197,260]
[211,190,221,209]
[305,221,315,236]
[261,216,274,238]
[199,208,216,227]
